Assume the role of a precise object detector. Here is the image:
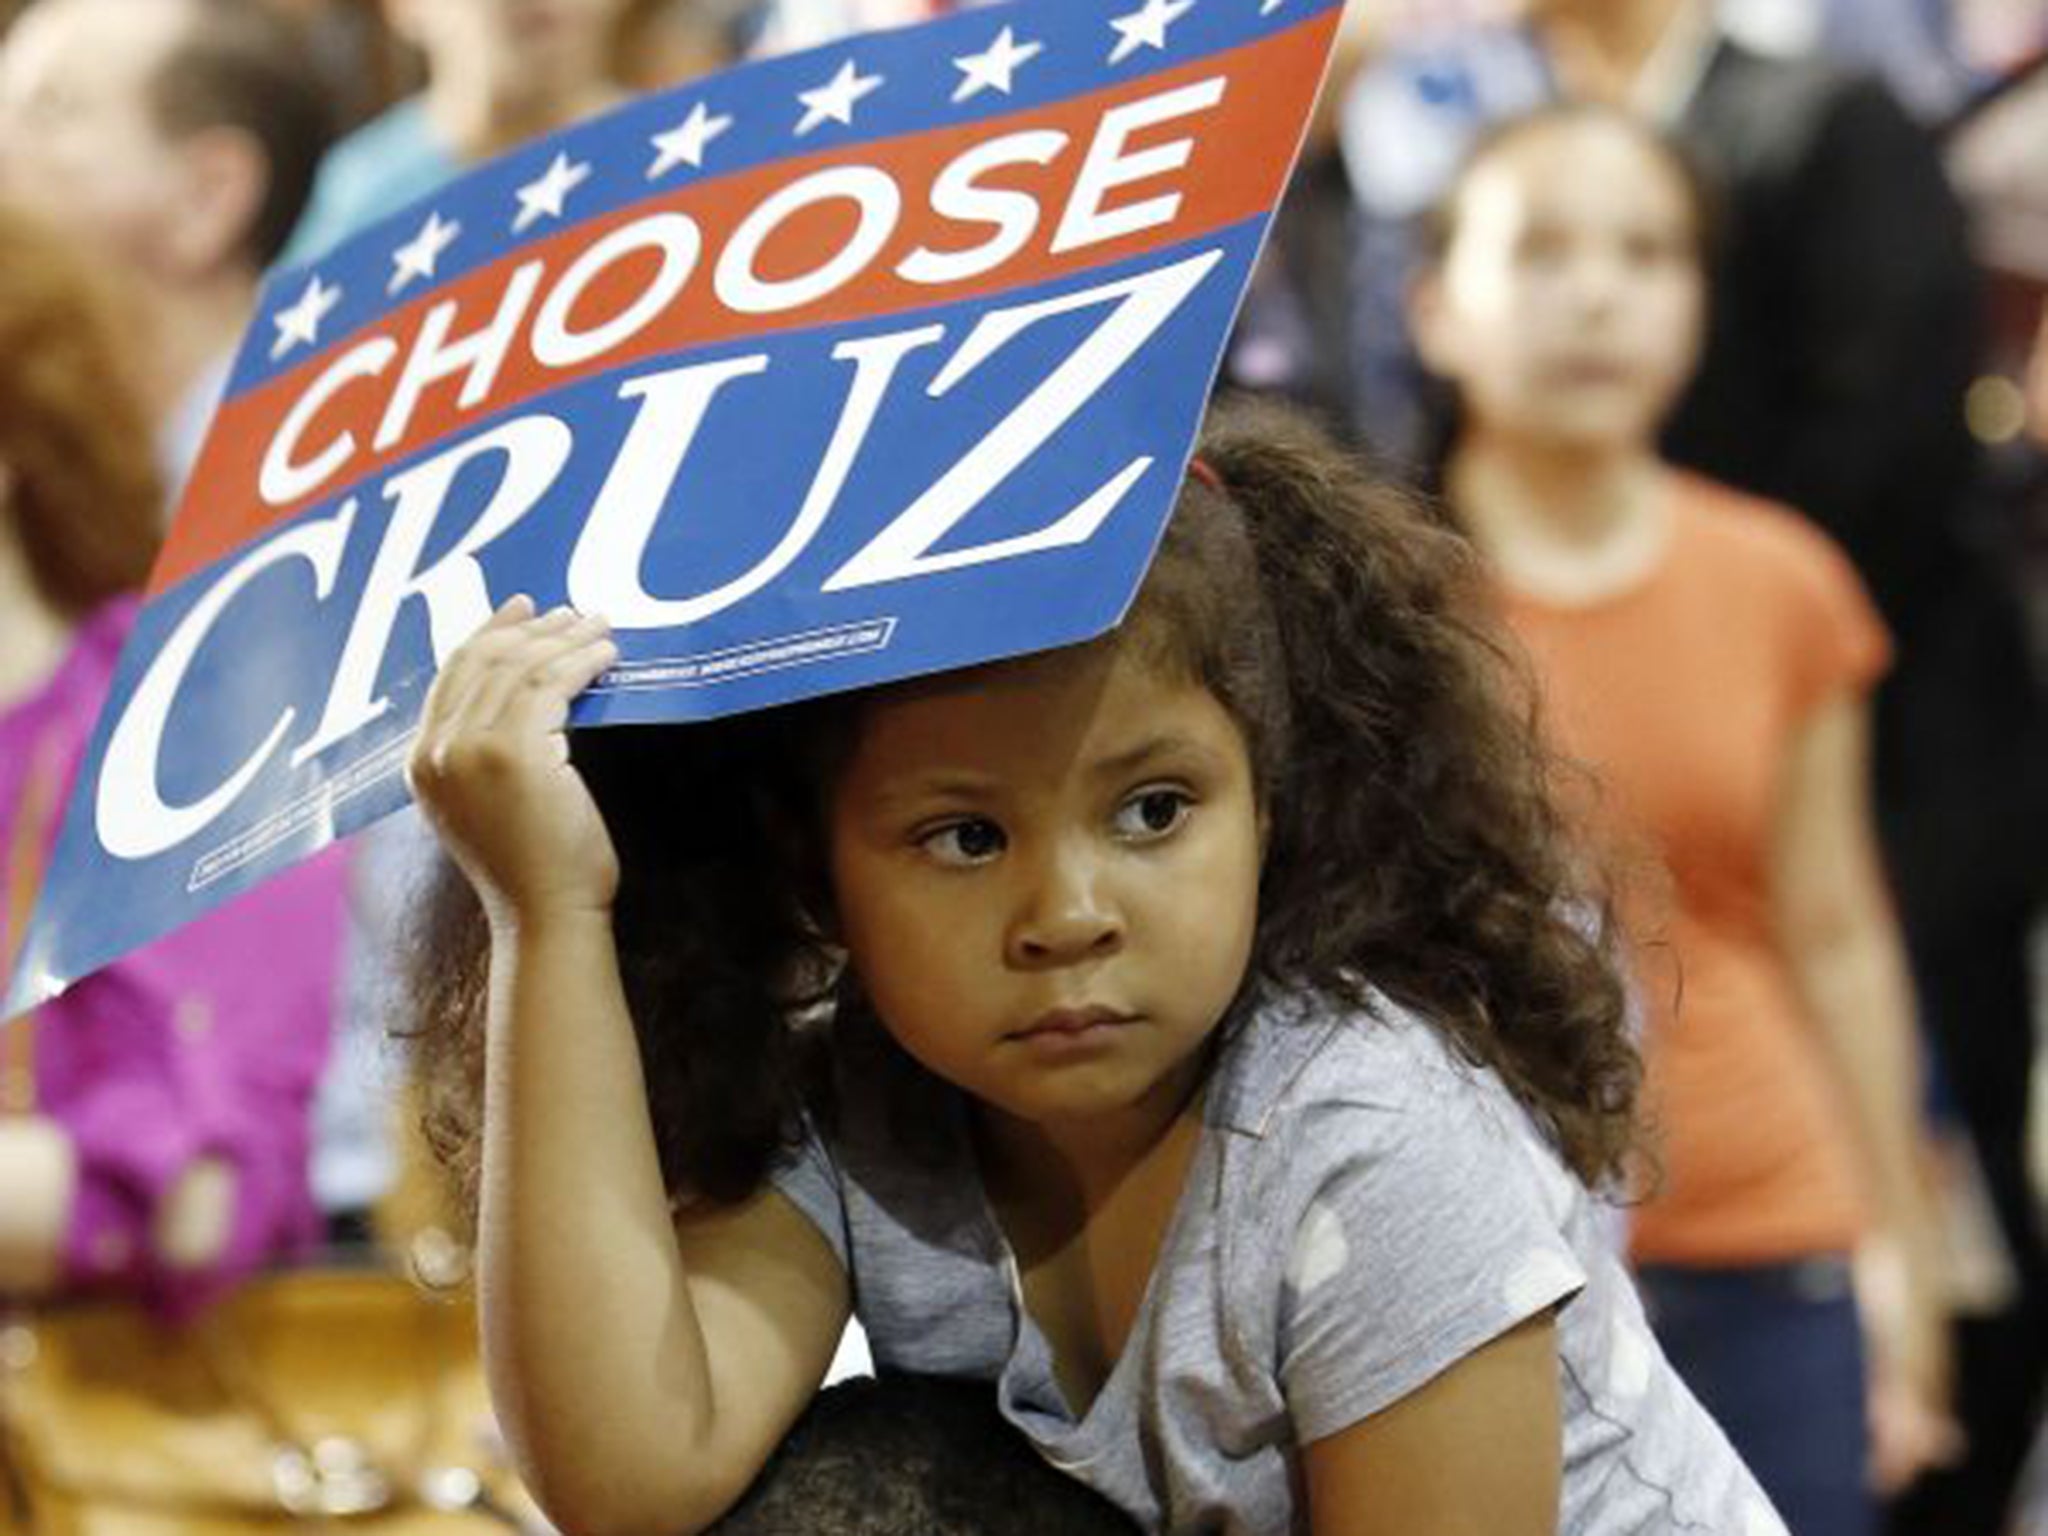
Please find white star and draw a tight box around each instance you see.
[387,210,461,295]
[269,274,340,360]
[951,26,1044,104]
[1108,0,1195,64]
[512,151,592,234]
[647,100,734,179]
[795,58,883,136]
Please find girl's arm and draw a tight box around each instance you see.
[412,599,850,1536]
[1303,1312,1562,1535]
[1769,690,1958,1486]
[477,904,850,1535]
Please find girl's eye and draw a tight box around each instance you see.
[1113,788,1192,842]
[919,817,1007,866]
[1515,229,1568,268]
[1623,230,1672,263]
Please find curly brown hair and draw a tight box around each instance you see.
[406,395,1640,1214]
[0,202,162,614]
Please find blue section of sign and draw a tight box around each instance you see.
[5,221,1260,1015]
[6,0,1342,1018]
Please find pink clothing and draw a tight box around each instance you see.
[2,600,347,1320]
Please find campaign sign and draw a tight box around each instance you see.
[4,0,1343,1016]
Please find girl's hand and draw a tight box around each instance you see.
[408,596,620,926]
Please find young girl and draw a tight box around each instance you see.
[403,397,1788,1534]
[1408,106,1959,1534]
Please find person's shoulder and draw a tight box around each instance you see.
[1707,34,1847,94]
[1699,34,1874,125]
[26,597,137,722]
[1231,990,1592,1227]
[72,595,139,670]
[1696,36,1919,161]
[1670,472,1859,588]
[281,97,452,266]
[1214,993,1592,1428]
[325,97,456,208]
[1221,988,1495,1143]
[1672,475,1888,669]
[325,96,439,170]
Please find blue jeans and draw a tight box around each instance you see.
[1637,1259,1873,1536]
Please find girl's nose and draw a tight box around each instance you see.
[1006,848,1125,967]
[1563,249,1627,313]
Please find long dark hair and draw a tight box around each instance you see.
[406,396,1639,1214]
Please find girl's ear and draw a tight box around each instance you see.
[163,125,265,278]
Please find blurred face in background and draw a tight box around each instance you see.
[1412,114,1707,456]
[0,0,195,277]
[388,0,632,97]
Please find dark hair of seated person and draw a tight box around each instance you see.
[706,1374,1142,1536]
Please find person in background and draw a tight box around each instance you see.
[0,199,347,1321]
[280,0,634,264]
[1340,7,2046,1525]
[0,0,332,495]
[1410,104,1959,1535]
[1338,0,1981,536]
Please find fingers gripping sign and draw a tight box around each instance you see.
[409,595,621,926]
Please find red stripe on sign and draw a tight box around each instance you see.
[151,15,1335,597]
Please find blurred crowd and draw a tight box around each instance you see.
[0,0,2040,1533]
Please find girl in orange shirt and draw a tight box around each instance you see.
[1410,104,1958,1535]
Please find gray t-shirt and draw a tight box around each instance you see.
[773,992,1787,1535]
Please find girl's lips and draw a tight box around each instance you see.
[1011,1007,1135,1040]
[1549,358,1637,386]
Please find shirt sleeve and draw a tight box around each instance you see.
[1275,1062,1586,1444]
[1779,514,1892,722]
[45,848,346,1321]
[769,1111,850,1270]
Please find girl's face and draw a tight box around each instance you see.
[1413,118,1706,453]
[827,640,1263,1132]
